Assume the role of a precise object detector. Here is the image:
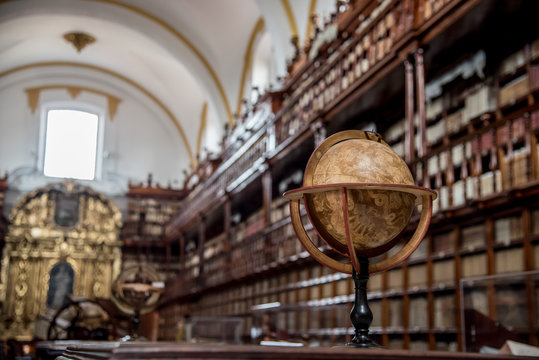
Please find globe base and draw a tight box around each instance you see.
[347,258,380,348]
[346,333,380,348]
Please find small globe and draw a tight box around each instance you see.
[303,131,416,257]
[111,264,163,316]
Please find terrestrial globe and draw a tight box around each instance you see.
[284,130,436,275]
[111,264,164,340]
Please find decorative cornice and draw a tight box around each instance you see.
[0,62,195,167]
[281,0,299,38]
[196,102,208,159]
[236,17,265,118]
[63,32,96,52]
[25,85,122,120]
[86,0,234,127]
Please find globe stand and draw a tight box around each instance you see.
[347,258,379,348]
[119,309,142,342]
[131,309,141,340]
[283,130,436,349]
[112,265,164,342]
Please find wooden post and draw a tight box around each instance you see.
[404,59,415,163]
[485,218,496,321]
[415,49,427,159]
[522,208,538,346]
[262,170,272,228]
[179,232,185,271]
[198,216,206,276]
[426,233,435,350]
[453,227,463,351]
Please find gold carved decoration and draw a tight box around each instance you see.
[25,85,122,121]
[196,102,208,159]
[0,181,122,340]
[281,0,299,38]
[63,32,96,53]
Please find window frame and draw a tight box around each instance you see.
[38,102,105,181]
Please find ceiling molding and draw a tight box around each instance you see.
[280,0,299,38]
[0,62,195,167]
[86,0,234,127]
[25,85,122,120]
[236,17,265,119]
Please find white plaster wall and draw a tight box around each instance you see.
[0,67,188,201]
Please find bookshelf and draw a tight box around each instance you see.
[159,0,539,350]
[121,175,187,280]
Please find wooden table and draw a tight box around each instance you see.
[51,341,535,360]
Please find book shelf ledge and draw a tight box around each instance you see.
[430,284,457,293]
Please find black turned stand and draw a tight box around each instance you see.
[347,257,379,348]
[132,309,141,340]
[120,310,141,342]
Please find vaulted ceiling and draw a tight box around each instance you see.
[0,0,337,191]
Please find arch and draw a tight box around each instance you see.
[0,62,196,167]
[280,0,299,38]
[87,0,234,127]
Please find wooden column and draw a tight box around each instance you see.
[453,227,464,351]
[198,216,206,276]
[415,49,427,159]
[262,170,272,227]
[262,170,272,265]
[522,208,538,346]
[402,262,410,349]
[426,233,435,350]
[404,59,415,163]
[179,232,185,271]
[485,218,496,321]
[224,195,232,277]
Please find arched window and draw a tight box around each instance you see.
[39,106,104,181]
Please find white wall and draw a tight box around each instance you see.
[0,66,187,213]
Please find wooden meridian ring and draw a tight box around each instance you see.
[286,183,435,275]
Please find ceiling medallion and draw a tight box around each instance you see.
[63,32,96,53]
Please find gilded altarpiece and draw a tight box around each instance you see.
[0,181,122,340]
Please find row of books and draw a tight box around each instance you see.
[387,39,539,161]
[422,0,453,21]
[278,0,412,145]
[413,140,538,214]
[126,198,181,214]
[270,197,289,224]
[232,208,265,243]
[122,221,165,238]
[194,207,533,299]
[188,250,531,320]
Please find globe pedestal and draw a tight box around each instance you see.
[111,264,164,342]
[347,257,378,348]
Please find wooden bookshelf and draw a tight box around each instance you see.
[159,0,539,350]
[121,175,187,280]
